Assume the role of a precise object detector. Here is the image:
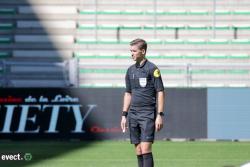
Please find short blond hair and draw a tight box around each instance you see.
[130,38,147,53]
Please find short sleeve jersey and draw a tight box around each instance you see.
[125,59,164,107]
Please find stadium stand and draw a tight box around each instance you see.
[0,0,250,87]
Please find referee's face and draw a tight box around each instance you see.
[130,45,145,62]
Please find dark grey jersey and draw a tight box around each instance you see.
[125,59,164,107]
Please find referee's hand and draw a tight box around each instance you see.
[121,116,127,133]
[155,115,163,132]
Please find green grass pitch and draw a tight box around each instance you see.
[0,140,250,167]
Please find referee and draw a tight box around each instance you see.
[121,38,165,167]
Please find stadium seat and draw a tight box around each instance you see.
[0,37,11,44]
[187,24,209,30]
[231,39,250,44]
[185,53,205,59]
[78,9,250,16]
[165,24,185,30]
[207,53,228,59]
[213,24,231,30]
[165,9,187,15]
[207,39,229,44]
[18,6,77,14]
[10,80,69,87]
[232,24,250,30]
[214,9,231,15]
[13,50,72,59]
[232,9,250,15]
[164,39,184,44]
[162,53,183,59]
[0,52,11,58]
[121,24,142,30]
[17,21,76,29]
[143,24,164,30]
[0,23,14,30]
[188,9,209,15]
[0,8,16,15]
[229,53,249,59]
[121,10,144,15]
[186,39,207,44]
[15,35,74,43]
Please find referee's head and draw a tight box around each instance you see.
[130,38,147,54]
[130,38,147,62]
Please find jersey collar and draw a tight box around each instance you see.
[135,59,147,68]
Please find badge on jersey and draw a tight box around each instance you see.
[139,78,147,87]
[153,69,161,78]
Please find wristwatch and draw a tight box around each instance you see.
[158,112,164,117]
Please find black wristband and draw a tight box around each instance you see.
[158,112,164,117]
[122,111,128,117]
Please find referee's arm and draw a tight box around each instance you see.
[122,92,131,112]
[121,69,131,132]
[155,91,165,132]
[121,92,131,132]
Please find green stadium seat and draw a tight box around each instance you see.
[144,24,164,30]
[191,69,225,74]
[79,68,126,74]
[121,10,144,15]
[214,9,231,15]
[162,53,183,59]
[185,53,205,59]
[227,69,250,74]
[231,39,250,44]
[78,9,250,16]
[232,9,250,15]
[213,24,231,30]
[187,24,209,30]
[0,23,14,30]
[99,24,119,30]
[146,39,164,44]
[78,24,95,30]
[80,83,123,88]
[147,53,161,59]
[100,10,121,15]
[117,54,130,59]
[165,24,185,30]
[145,10,167,15]
[207,39,229,44]
[74,52,96,58]
[121,24,141,30]
[192,69,250,75]
[0,37,11,44]
[186,39,207,44]
[188,9,209,15]
[79,10,96,15]
[0,8,16,15]
[161,69,186,74]
[232,24,250,30]
[229,53,249,59]
[207,53,228,59]
[0,52,11,58]
[98,39,119,44]
[76,38,97,44]
[165,9,187,15]
[164,39,184,44]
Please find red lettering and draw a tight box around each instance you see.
[90,126,122,133]
[0,96,22,103]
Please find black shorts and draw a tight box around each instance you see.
[128,106,156,144]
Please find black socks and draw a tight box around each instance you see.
[137,153,154,167]
[137,155,143,167]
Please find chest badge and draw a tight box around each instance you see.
[139,78,147,87]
